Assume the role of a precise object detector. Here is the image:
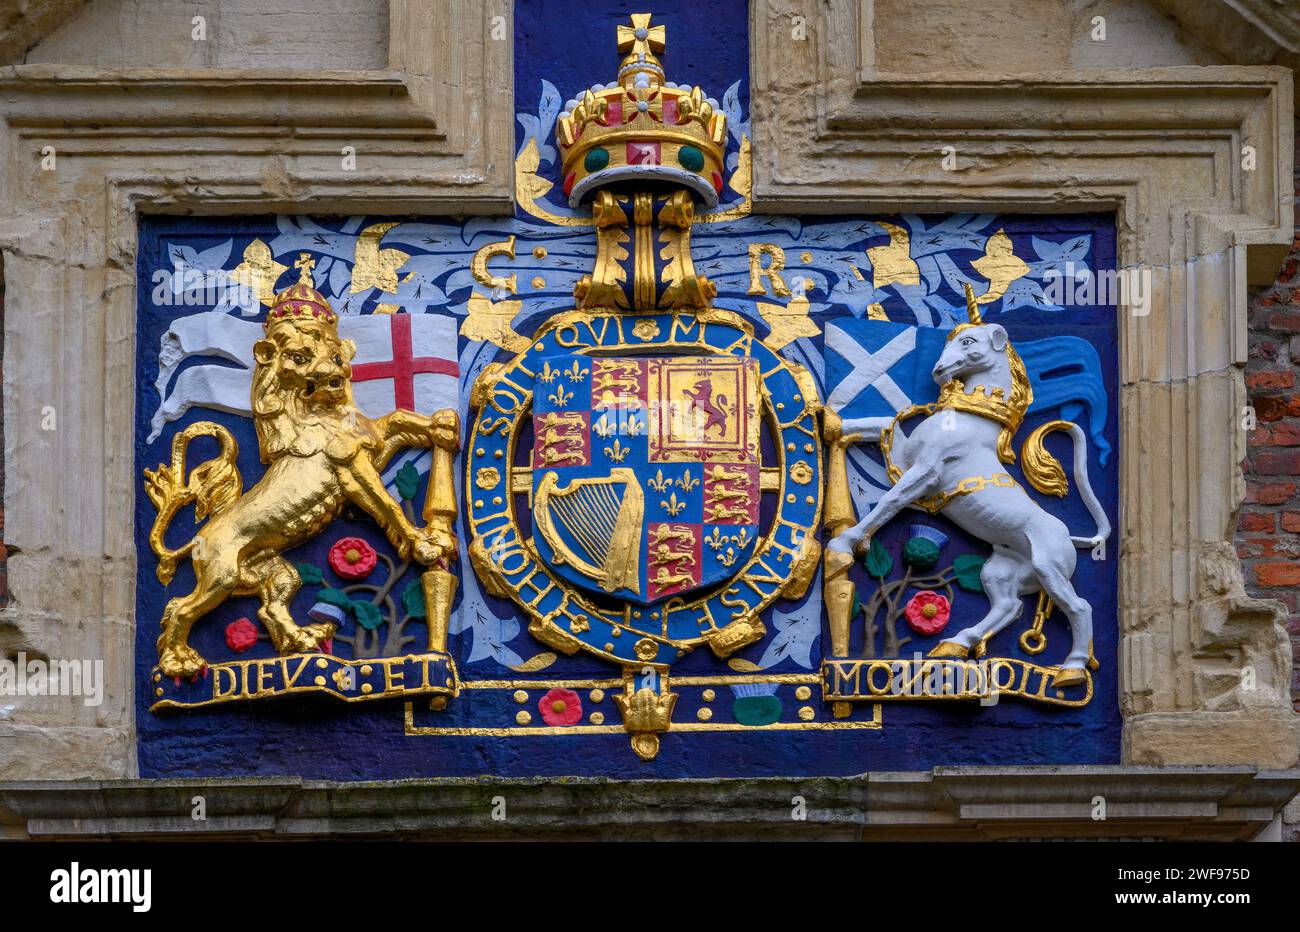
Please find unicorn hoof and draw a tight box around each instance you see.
[1051,667,1087,688]
[927,641,970,659]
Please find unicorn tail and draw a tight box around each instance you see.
[1021,420,1110,548]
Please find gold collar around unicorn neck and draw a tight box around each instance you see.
[935,378,1020,433]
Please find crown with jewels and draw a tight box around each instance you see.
[265,253,339,334]
[556,13,728,208]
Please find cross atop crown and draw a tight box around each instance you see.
[267,252,336,332]
[616,13,667,89]
[617,13,665,59]
[294,252,316,286]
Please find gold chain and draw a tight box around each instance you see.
[879,402,935,485]
[1019,591,1054,654]
[914,472,1018,515]
[879,404,1020,514]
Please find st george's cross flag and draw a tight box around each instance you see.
[346,313,458,417]
[146,310,459,443]
[824,319,1112,464]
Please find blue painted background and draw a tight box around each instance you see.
[134,1,1120,778]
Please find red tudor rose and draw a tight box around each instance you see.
[225,617,259,653]
[538,688,583,727]
[328,537,378,580]
[904,591,952,636]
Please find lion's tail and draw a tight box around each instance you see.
[1021,419,1110,549]
[143,421,242,584]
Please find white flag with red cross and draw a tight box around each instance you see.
[346,314,459,416]
[146,310,460,442]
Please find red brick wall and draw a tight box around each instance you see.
[1240,130,1300,708]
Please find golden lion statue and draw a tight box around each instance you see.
[144,269,458,677]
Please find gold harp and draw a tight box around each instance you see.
[535,468,644,593]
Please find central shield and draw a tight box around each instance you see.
[531,354,761,606]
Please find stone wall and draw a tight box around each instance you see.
[1242,129,1300,711]
[1209,123,1300,840]
[0,264,5,614]
[22,0,389,71]
[870,0,1224,72]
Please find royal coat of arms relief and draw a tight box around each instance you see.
[136,12,1119,775]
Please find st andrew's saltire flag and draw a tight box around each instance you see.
[824,320,1110,464]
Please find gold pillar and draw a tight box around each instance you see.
[421,408,461,654]
[822,410,858,658]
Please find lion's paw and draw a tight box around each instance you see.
[158,644,207,678]
[284,622,336,655]
[413,528,457,566]
[429,409,460,450]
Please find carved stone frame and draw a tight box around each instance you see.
[751,0,1298,765]
[0,0,1295,784]
[0,0,512,777]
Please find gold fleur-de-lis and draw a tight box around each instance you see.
[626,414,644,436]
[717,546,738,567]
[565,361,587,383]
[549,384,573,408]
[661,492,686,517]
[676,469,699,492]
[539,360,558,384]
[703,527,725,551]
[647,469,672,493]
[604,439,629,463]
[733,528,752,549]
[593,414,616,438]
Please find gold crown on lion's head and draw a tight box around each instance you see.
[555,13,728,209]
[265,254,339,334]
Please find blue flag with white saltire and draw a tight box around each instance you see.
[825,319,1111,465]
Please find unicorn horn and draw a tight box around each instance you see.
[963,283,982,324]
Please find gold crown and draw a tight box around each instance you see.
[939,284,1031,448]
[556,13,727,208]
[936,379,1017,430]
[265,253,338,334]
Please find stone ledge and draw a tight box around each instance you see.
[0,767,1295,841]
[1126,711,1300,768]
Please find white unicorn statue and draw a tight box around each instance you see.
[827,285,1110,686]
